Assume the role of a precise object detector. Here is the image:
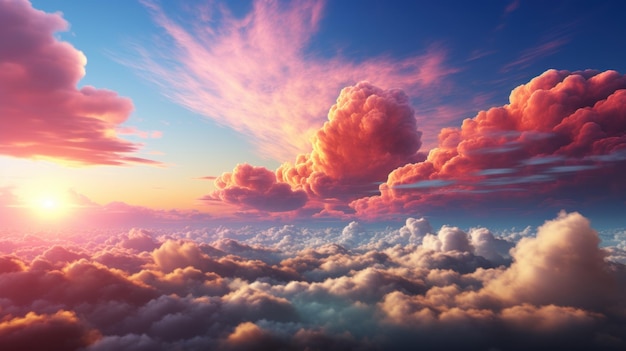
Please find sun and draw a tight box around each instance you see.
[32,193,69,219]
[41,198,58,209]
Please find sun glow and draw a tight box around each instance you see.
[32,193,69,219]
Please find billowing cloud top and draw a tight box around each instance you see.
[353,69,626,218]
[0,0,156,166]
[278,82,424,200]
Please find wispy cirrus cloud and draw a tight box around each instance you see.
[501,38,569,72]
[134,0,457,160]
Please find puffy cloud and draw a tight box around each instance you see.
[0,311,99,351]
[138,1,456,160]
[206,69,626,220]
[0,213,625,350]
[0,0,156,166]
[353,69,626,218]
[119,229,160,252]
[151,240,210,273]
[400,217,433,241]
[206,82,424,214]
[469,227,513,264]
[422,226,472,253]
[277,82,424,200]
[220,322,285,351]
[209,164,308,213]
[481,212,616,309]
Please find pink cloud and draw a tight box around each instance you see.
[116,127,163,139]
[208,164,308,212]
[353,69,626,219]
[137,0,456,160]
[194,176,217,181]
[0,0,157,166]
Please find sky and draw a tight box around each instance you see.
[1,0,626,350]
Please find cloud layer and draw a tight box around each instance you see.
[0,212,625,350]
[0,0,155,165]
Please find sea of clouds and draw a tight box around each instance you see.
[1,212,625,350]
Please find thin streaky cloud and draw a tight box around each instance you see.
[502,38,569,72]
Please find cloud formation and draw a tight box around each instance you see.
[138,0,455,159]
[204,82,424,215]
[353,69,626,218]
[277,82,424,201]
[0,212,624,350]
[0,0,156,166]
[208,164,308,212]
[203,69,626,219]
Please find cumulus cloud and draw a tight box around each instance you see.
[208,164,308,212]
[137,0,456,160]
[480,212,616,309]
[0,0,157,166]
[203,82,424,215]
[353,69,626,218]
[0,311,98,351]
[277,82,424,201]
[0,212,624,350]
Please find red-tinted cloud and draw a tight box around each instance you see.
[0,0,156,166]
[277,82,423,200]
[353,69,626,218]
